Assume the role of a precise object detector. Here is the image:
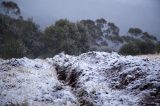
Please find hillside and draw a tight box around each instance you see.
[0,52,160,106]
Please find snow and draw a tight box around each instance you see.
[0,52,160,106]
[0,58,78,106]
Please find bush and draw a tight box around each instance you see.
[119,40,156,55]
[156,42,160,53]
[137,40,156,54]
[119,42,141,55]
[2,39,25,59]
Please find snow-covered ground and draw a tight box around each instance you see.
[137,54,160,61]
[0,52,160,106]
[0,58,78,106]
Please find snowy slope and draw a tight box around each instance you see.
[0,52,160,106]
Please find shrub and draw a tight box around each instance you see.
[137,40,156,54]
[119,40,156,55]
[2,39,25,59]
[156,42,160,53]
[119,42,141,55]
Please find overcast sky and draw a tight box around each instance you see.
[10,0,160,38]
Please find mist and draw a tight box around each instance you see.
[13,0,160,38]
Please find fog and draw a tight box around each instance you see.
[13,0,160,38]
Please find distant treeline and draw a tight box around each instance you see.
[0,1,160,59]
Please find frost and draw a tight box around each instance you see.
[0,52,160,106]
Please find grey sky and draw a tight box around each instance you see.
[12,0,160,38]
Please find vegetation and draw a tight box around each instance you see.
[0,1,159,59]
[2,39,25,58]
[119,40,156,55]
[44,19,88,56]
[156,42,160,53]
[0,13,44,58]
[128,28,142,36]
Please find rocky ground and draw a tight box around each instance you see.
[0,52,160,106]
